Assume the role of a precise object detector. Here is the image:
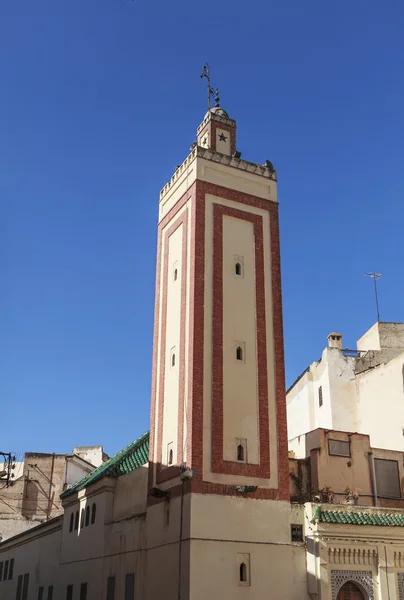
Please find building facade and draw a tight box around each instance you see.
[0,448,105,542]
[287,323,404,452]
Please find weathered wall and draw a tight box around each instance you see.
[188,494,308,600]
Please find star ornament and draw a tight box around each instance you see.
[218,133,227,142]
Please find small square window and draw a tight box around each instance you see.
[328,439,350,457]
[291,524,304,542]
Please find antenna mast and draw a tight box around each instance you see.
[365,272,382,322]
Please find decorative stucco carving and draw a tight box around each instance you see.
[397,572,404,600]
[331,570,374,600]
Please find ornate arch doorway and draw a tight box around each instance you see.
[337,581,366,600]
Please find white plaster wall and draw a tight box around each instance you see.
[189,539,308,600]
[357,322,404,352]
[65,459,93,487]
[112,466,148,520]
[287,379,312,443]
[327,349,357,432]
[189,495,308,600]
[60,485,115,564]
[0,521,61,600]
[222,216,259,464]
[72,446,105,467]
[0,518,42,543]
[287,348,357,445]
[356,353,404,451]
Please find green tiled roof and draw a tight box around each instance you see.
[61,431,149,499]
[312,506,404,527]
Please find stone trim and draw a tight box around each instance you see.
[197,111,236,135]
[211,204,270,478]
[331,570,374,600]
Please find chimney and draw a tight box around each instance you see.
[327,332,343,350]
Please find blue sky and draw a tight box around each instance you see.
[1,0,404,458]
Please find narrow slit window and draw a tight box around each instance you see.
[318,386,323,407]
[168,449,173,465]
[47,586,53,600]
[69,513,74,532]
[237,444,245,462]
[80,583,87,600]
[91,503,96,525]
[174,268,178,281]
[16,575,23,600]
[107,577,115,600]
[85,506,90,527]
[4,560,9,580]
[9,559,14,580]
[66,585,73,600]
[239,563,247,583]
[22,574,30,600]
[80,508,85,529]
[74,511,79,530]
[172,353,175,367]
[164,502,170,528]
[37,587,44,600]
[235,262,242,276]
[236,346,243,361]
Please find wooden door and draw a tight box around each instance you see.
[337,581,365,600]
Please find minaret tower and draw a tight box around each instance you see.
[146,72,292,599]
[148,87,288,498]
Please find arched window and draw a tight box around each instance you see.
[80,508,85,529]
[236,346,243,361]
[235,262,242,276]
[168,449,173,465]
[85,505,90,527]
[69,513,74,532]
[74,510,79,531]
[237,444,245,462]
[239,563,247,583]
[91,503,96,525]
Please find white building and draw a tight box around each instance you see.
[287,322,404,454]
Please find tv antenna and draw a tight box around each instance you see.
[365,272,382,322]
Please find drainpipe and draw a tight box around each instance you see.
[368,452,378,507]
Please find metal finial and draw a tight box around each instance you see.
[200,63,217,111]
[214,89,220,107]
